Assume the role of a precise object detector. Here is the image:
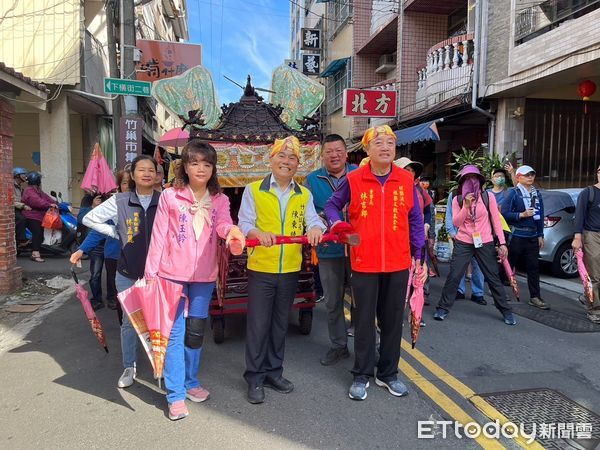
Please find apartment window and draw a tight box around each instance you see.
[326,60,351,114]
[448,7,467,37]
[327,0,353,39]
[515,0,600,44]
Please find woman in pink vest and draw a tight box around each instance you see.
[145,140,244,420]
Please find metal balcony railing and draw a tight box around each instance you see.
[515,0,600,42]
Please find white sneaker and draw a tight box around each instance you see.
[118,367,136,388]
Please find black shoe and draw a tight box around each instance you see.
[455,292,466,300]
[320,347,350,366]
[264,376,294,393]
[471,296,487,305]
[91,301,104,311]
[247,384,265,404]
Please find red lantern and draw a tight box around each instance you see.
[578,80,597,114]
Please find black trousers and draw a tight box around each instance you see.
[437,241,511,314]
[244,269,300,386]
[351,270,409,383]
[15,209,27,242]
[26,218,43,252]
[508,236,541,299]
[104,258,118,303]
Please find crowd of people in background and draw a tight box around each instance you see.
[12,126,600,421]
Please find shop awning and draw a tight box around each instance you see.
[320,58,349,78]
[394,120,440,146]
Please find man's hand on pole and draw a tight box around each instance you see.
[307,226,324,247]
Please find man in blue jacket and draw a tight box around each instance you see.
[501,165,548,310]
[305,134,357,365]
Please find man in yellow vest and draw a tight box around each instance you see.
[238,135,325,404]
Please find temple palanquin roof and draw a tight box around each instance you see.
[190,77,320,144]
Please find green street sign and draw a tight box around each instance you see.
[104,78,152,97]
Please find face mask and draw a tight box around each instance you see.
[493,177,505,186]
[460,178,481,199]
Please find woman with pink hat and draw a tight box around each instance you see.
[433,165,516,325]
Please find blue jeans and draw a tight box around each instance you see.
[115,273,138,369]
[458,257,484,297]
[164,280,215,404]
[89,252,104,303]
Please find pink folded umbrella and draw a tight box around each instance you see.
[117,278,184,381]
[159,128,189,147]
[576,249,594,305]
[80,143,118,194]
[71,269,108,353]
[409,260,426,349]
[502,257,520,302]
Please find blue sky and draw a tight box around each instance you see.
[187,0,291,105]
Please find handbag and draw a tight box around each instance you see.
[41,207,62,230]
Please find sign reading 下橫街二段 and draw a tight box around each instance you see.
[104,78,152,97]
[119,117,144,169]
[302,54,321,76]
[301,28,321,50]
[135,40,202,81]
[342,88,398,118]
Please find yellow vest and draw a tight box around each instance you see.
[247,177,310,274]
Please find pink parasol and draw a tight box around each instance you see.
[575,249,594,305]
[409,261,426,349]
[71,269,108,353]
[159,128,189,147]
[80,143,118,194]
[117,278,184,380]
[501,257,520,302]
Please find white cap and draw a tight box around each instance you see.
[516,165,536,176]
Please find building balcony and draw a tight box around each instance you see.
[413,34,474,112]
[403,0,467,14]
[515,0,600,44]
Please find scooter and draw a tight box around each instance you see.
[19,191,79,257]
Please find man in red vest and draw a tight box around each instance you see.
[325,125,427,401]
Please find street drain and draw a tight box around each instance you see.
[476,388,600,449]
[510,303,600,333]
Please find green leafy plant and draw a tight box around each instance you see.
[437,223,449,242]
[446,147,520,192]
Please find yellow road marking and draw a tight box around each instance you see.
[342,301,542,449]
[400,359,505,449]
[402,340,544,450]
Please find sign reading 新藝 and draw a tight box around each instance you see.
[342,88,397,118]
[104,78,152,97]
[119,117,144,169]
[136,40,202,81]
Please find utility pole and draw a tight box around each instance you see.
[106,0,121,168]
[120,0,138,116]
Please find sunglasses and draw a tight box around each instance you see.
[521,172,535,177]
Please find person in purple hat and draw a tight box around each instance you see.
[434,165,516,325]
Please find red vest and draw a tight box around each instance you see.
[347,164,414,273]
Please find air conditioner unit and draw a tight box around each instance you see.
[375,53,396,74]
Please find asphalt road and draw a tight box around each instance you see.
[1,261,599,449]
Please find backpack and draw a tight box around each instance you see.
[588,186,595,206]
[455,190,499,245]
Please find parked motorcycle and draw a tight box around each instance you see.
[18,191,79,257]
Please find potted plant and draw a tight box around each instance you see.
[435,223,452,262]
